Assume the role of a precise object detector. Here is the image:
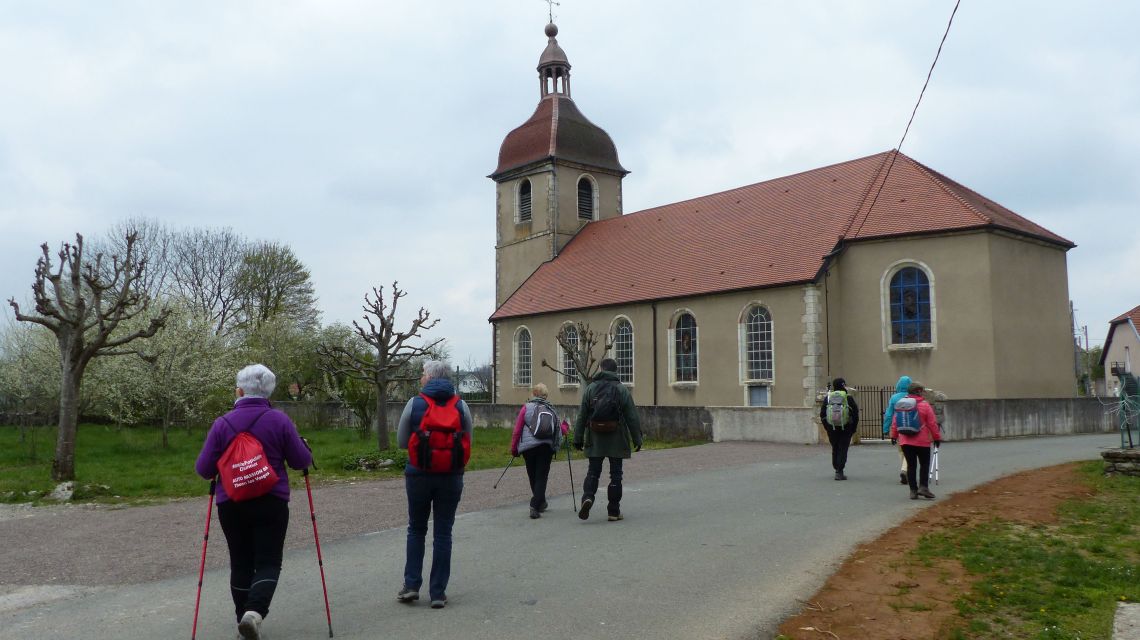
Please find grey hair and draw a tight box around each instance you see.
[422,360,451,381]
[236,364,277,398]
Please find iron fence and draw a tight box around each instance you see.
[851,385,894,441]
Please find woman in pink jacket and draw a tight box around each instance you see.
[889,381,943,500]
[510,383,569,519]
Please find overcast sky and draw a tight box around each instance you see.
[1,1,1136,367]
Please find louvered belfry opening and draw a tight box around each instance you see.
[518,179,532,222]
[577,177,593,220]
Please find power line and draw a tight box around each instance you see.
[855,0,962,235]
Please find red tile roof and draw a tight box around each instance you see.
[491,150,1074,320]
[492,95,627,178]
[1101,304,1140,366]
[1111,305,1140,326]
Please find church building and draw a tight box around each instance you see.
[488,24,1076,409]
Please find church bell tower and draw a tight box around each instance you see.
[489,23,629,308]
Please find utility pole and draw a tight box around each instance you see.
[1083,325,1092,396]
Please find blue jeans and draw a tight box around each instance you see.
[403,472,464,600]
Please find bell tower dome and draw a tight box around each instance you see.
[490,23,629,308]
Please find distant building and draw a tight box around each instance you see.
[489,23,1077,408]
[1100,304,1140,396]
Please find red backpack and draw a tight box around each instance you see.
[408,394,470,473]
[216,412,278,501]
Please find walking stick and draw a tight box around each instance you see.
[191,478,216,640]
[493,455,517,489]
[303,468,334,638]
[566,439,576,511]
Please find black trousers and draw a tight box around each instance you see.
[901,445,933,490]
[521,447,555,510]
[584,457,624,516]
[826,427,855,472]
[217,494,289,622]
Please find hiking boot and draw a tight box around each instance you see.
[430,596,447,609]
[917,487,936,499]
[396,586,419,603]
[238,611,262,640]
[834,471,847,481]
[578,496,593,520]
[909,490,919,500]
[899,472,907,485]
[538,500,549,513]
[607,513,623,522]
[529,508,540,519]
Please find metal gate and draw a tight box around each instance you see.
[851,385,894,441]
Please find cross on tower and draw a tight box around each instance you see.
[541,0,560,23]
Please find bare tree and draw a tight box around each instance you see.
[7,232,169,481]
[316,283,442,452]
[169,227,248,337]
[540,321,613,385]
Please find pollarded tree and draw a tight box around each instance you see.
[540,321,613,385]
[316,282,442,452]
[7,232,169,481]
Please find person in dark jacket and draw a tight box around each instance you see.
[819,377,860,480]
[395,360,473,609]
[510,382,569,519]
[573,358,643,522]
[195,364,313,640]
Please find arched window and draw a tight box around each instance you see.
[514,327,532,385]
[577,176,595,220]
[890,267,932,344]
[517,179,532,223]
[743,305,773,380]
[560,324,580,385]
[673,312,698,382]
[612,318,634,384]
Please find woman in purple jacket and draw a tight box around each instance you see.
[195,364,312,640]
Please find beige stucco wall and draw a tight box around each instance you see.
[987,233,1074,397]
[493,285,812,408]
[825,231,1074,399]
[1103,320,1139,394]
[494,163,624,307]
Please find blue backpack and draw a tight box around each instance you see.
[893,397,922,435]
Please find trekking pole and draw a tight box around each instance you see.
[566,438,577,511]
[303,468,334,638]
[191,478,216,640]
[493,455,517,489]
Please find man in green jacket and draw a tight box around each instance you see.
[573,358,643,521]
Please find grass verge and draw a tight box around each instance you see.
[0,423,697,505]
[916,461,1140,639]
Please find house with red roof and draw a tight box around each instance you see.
[1100,305,1140,395]
[488,23,1077,410]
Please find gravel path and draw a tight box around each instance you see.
[0,441,819,587]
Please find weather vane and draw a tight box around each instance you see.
[541,0,560,23]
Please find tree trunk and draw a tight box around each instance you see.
[374,371,392,451]
[161,403,171,449]
[53,367,82,482]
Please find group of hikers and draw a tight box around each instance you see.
[820,375,944,499]
[193,359,943,640]
[194,357,641,640]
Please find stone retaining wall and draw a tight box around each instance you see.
[1102,448,1140,477]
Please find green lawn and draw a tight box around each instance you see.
[0,423,697,504]
[917,461,1140,640]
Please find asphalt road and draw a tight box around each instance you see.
[1,433,1119,640]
